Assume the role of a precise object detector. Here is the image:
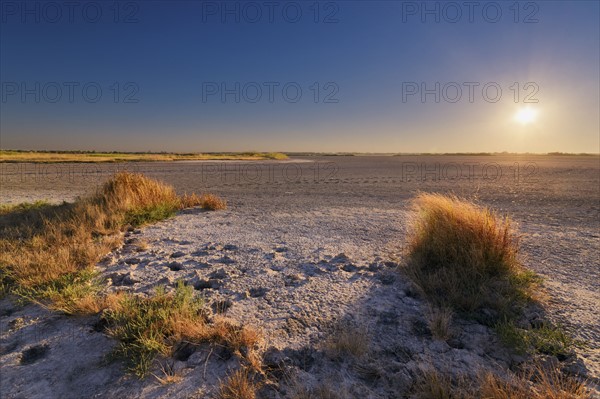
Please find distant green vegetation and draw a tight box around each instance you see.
[0,150,288,163]
[0,200,52,215]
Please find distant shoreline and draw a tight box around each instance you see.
[0,150,289,163]
[0,150,597,163]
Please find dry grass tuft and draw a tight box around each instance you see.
[404,193,538,325]
[209,316,264,371]
[200,193,228,210]
[411,363,591,399]
[479,362,591,399]
[152,360,183,385]
[0,172,225,313]
[413,368,463,399]
[179,192,227,210]
[427,306,454,341]
[289,381,345,399]
[325,323,369,359]
[216,368,259,399]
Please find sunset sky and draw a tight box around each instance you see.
[1,1,598,153]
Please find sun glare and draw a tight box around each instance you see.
[514,107,538,125]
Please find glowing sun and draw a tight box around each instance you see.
[514,107,538,125]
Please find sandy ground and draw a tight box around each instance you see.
[1,155,598,397]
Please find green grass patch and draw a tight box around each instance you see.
[102,282,205,377]
[124,203,179,227]
[495,320,586,358]
[12,270,104,315]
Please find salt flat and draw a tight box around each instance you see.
[1,155,598,397]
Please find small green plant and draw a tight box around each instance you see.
[528,323,586,358]
[102,282,204,377]
[495,320,528,354]
[101,281,263,378]
[124,203,179,226]
[495,320,585,358]
[12,269,104,315]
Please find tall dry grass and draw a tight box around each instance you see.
[412,364,591,399]
[0,172,225,311]
[216,368,260,399]
[404,193,537,325]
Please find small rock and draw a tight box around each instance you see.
[194,279,212,290]
[106,272,124,286]
[170,251,186,258]
[154,276,175,287]
[20,344,50,365]
[122,272,138,286]
[331,253,350,263]
[368,262,383,272]
[192,250,210,257]
[447,337,464,349]
[249,287,268,298]
[125,257,141,265]
[223,244,239,251]
[217,256,235,265]
[167,261,183,271]
[561,357,588,377]
[8,317,26,331]
[194,279,221,290]
[378,272,396,285]
[342,263,359,272]
[284,274,304,287]
[210,268,229,280]
[429,340,451,353]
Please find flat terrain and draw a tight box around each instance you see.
[0,151,287,163]
[1,155,599,397]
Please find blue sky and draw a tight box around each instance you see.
[1,0,598,153]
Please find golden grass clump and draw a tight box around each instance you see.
[0,172,225,310]
[216,368,259,399]
[405,193,537,325]
[180,192,227,210]
[411,364,591,399]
